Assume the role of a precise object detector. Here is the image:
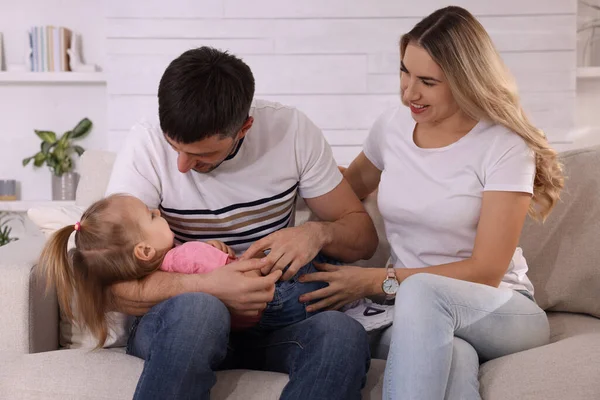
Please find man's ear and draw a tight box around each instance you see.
[134,242,157,261]
[239,116,254,138]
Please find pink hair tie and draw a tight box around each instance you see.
[74,222,81,232]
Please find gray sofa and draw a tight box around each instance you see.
[1,147,599,399]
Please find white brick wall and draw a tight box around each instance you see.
[105,0,577,165]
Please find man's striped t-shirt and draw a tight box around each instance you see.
[105,99,342,255]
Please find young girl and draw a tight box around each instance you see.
[37,194,323,348]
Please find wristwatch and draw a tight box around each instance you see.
[381,264,399,300]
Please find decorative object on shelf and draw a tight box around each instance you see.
[0,212,18,247]
[67,34,97,72]
[52,172,79,201]
[7,32,34,72]
[5,32,40,72]
[0,32,5,71]
[22,118,93,200]
[0,180,17,201]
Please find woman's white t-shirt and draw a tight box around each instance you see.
[363,106,536,294]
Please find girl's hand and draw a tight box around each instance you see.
[206,240,237,259]
[298,262,385,312]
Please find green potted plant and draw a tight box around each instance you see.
[0,212,18,247]
[22,118,92,200]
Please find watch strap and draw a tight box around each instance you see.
[387,265,396,280]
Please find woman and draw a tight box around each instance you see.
[298,6,564,399]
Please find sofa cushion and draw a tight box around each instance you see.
[479,313,600,400]
[520,146,600,318]
[547,311,600,343]
[27,204,84,240]
[0,236,58,354]
[0,348,386,400]
[0,349,140,400]
[75,150,117,208]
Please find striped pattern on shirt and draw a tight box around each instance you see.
[160,182,299,250]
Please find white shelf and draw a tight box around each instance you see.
[577,67,600,79]
[0,72,106,84]
[0,200,76,213]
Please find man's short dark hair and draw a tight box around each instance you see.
[158,47,255,143]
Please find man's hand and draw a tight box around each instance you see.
[243,269,264,278]
[205,258,281,316]
[240,222,329,281]
[206,240,237,259]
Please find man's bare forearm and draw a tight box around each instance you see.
[311,211,378,263]
[111,271,206,316]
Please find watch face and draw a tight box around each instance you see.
[382,278,399,295]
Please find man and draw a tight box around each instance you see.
[106,47,378,400]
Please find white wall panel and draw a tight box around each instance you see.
[106,16,574,54]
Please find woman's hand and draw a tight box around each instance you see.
[298,262,385,312]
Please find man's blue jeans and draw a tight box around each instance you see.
[126,259,371,399]
[256,255,328,330]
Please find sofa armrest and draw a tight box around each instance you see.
[0,235,59,354]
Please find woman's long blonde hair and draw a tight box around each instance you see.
[36,195,164,347]
[401,6,564,220]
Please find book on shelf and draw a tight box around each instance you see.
[28,26,72,72]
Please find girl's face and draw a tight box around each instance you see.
[400,43,461,125]
[125,196,174,252]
